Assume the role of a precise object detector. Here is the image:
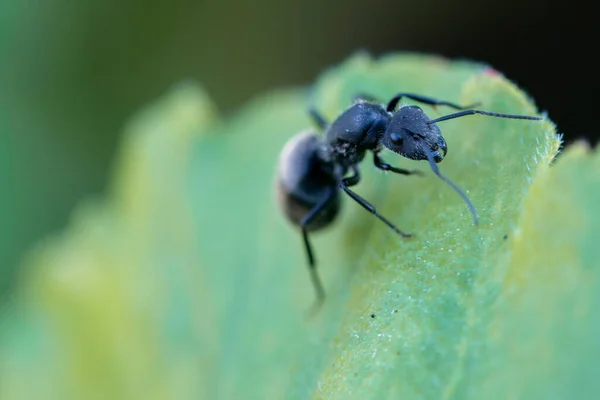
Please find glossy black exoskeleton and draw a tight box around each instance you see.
[277,92,542,310]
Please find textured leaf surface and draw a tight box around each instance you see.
[1,54,597,400]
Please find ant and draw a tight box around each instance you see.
[276,92,542,311]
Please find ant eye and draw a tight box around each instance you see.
[390,132,403,146]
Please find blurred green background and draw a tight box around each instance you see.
[0,0,596,297]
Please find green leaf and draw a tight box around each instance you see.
[2,53,598,400]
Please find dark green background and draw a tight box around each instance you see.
[0,0,595,295]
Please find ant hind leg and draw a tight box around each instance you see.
[300,189,337,312]
[308,106,328,130]
[352,92,380,103]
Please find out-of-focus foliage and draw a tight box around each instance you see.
[1,54,598,399]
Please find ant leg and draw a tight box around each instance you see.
[308,106,328,130]
[386,93,481,112]
[373,152,424,176]
[307,85,328,130]
[300,189,337,309]
[352,92,380,103]
[340,167,411,238]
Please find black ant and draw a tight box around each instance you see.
[276,92,542,310]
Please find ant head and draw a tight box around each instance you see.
[382,106,447,163]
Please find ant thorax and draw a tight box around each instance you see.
[316,138,361,167]
[330,141,367,169]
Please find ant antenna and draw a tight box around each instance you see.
[427,110,542,125]
[421,145,479,225]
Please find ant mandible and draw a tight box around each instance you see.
[276,91,542,310]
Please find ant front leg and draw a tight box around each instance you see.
[386,93,481,112]
[373,152,424,176]
[339,166,411,238]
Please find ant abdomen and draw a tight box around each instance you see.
[276,131,340,231]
